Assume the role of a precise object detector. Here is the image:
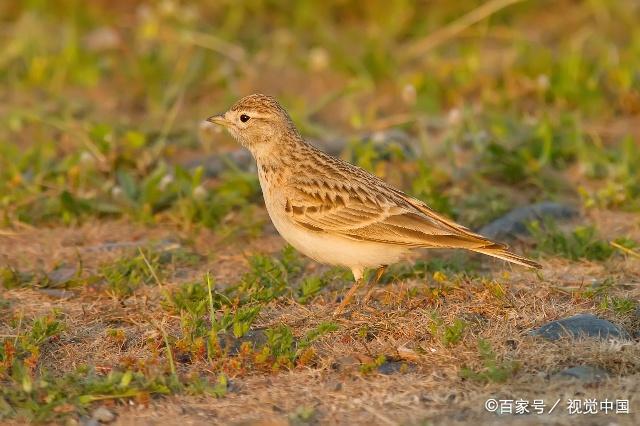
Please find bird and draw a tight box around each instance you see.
[207,94,541,315]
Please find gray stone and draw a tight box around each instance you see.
[45,265,78,287]
[36,288,75,299]
[554,366,610,382]
[478,202,578,241]
[531,313,630,341]
[91,406,116,423]
[377,359,417,375]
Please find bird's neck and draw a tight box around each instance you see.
[251,130,310,168]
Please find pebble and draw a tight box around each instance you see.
[91,406,116,423]
[377,359,417,375]
[530,313,630,341]
[554,366,610,383]
[45,265,78,287]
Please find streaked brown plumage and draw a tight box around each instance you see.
[208,94,541,315]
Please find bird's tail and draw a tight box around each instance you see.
[472,244,542,269]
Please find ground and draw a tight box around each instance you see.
[1,212,639,425]
[1,1,640,425]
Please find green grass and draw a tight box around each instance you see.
[429,314,467,347]
[460,339,520,384]
[528,219,636,262]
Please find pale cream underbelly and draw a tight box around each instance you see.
[265,201,409,270]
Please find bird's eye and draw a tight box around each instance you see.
[240,114,250,123]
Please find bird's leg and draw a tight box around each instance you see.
[333,277,364,316]
[362,265,388,305]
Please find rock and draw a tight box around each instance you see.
[632,307,640,338]
[91,406,116,423]
[44,265,78,287]
[80,418,99,426]
[531,313,630,341]
[554,366,609,383]
[478,202,578,241]
[36,289,75,299]
[377,359,417,375]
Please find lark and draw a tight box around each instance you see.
[207,94,541,315]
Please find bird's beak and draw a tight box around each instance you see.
[206,113,231,127]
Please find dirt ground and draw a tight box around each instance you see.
[2,209,639,425]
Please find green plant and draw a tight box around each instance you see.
[256,322,339,369]
[429,314,466,346]
[359,355,387,374]
[296,276,328,304]
[100,249,163,298]
[529,220,617,261]
[460,339,519,383]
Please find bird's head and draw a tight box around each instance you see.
[207,94,298,156]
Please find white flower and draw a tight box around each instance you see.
[193,185,207,200]
[159,174,174,191]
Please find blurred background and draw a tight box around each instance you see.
[1,0,639,232]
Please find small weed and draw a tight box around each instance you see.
[603,297,638,316]
[163,282,209,316]
[411,163,454,219]
[100,249,163,298]
[184,373,228,398]
[289,405,316,424]
[460,339,519,383]
[529,220,616,261]
[297,276,329,304]
[429,314,466,346]
[224,245,307,305]
[255,322,339,371]
[359,355,387,374]
[0,267,33,289]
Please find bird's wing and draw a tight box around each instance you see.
[283,175,494,249]
[283,174,541,269]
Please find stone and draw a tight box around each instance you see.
[36,288,75,299]
[91,406,116,423]
[377,359,417,375]
[531,313,630,341]
[45,265,78,287]
[554,366,609,382]
[478,202,578,241]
